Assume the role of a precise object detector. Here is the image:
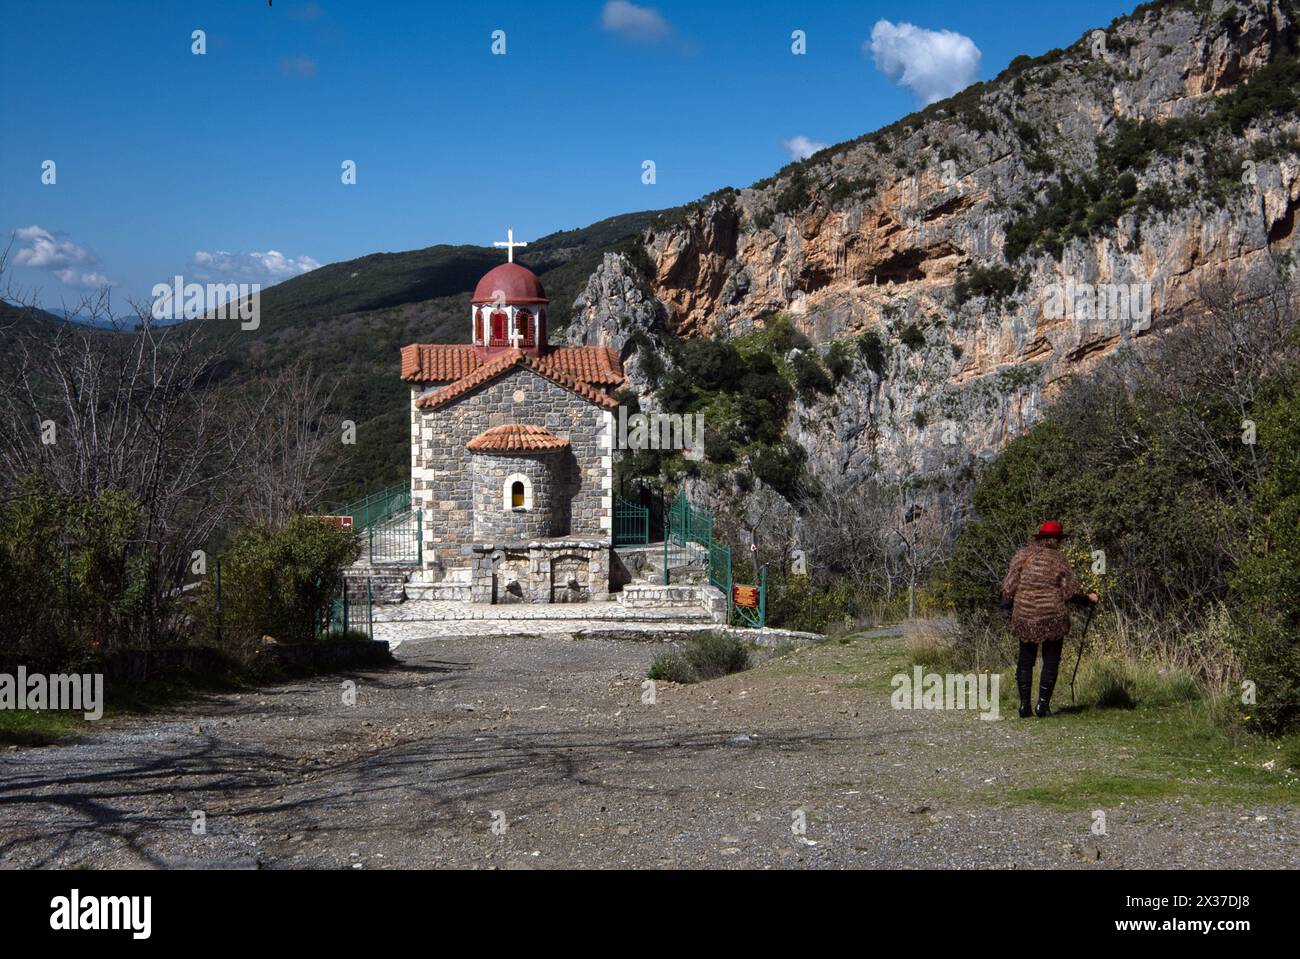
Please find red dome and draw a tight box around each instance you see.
[472,262,548,305]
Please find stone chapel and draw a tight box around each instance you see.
[399,235,624,604]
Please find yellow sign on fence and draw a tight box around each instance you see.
[733,585,759,609]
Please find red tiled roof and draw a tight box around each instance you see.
[466,424,570,453]
[538,346,623,385]
[400,343,624,387]
[413,349,621,411]
[400,344,481,383]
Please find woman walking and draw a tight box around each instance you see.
[1001,521,1098,717]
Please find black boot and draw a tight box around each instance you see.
[1016,642,1035,718]
[1036,639,1063,717]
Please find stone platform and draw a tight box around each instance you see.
[369,598,820,650]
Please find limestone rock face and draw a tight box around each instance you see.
[568,0,1300,489]
[566,252,668,398]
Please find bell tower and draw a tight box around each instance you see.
[471,228,549,358]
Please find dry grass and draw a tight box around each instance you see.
[904,605,1244,713]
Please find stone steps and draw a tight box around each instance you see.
[619,583,706,605]
[342,568,409,605]
[404,582,472,602]
[374,599,716,625]
[617,582,728,624]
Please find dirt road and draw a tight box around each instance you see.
[1,633,1294,869]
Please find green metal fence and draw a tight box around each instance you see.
[316,577,375,640]
[337,483,410,532]
[662,489,766,627]
[666,490,714,549]
[368,509,422,566]
[664,491,700,584]
[733,564,767,628]
[614,496,649,545]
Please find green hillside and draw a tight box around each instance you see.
[210,208,668,503]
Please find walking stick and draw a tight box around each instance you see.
[1069,603,1096,706]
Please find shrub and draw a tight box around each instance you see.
[749,441,805,500]
[1231,376,1300,733]
[648,633,751,683]
[857,329,888,374]
[775,169,813,214]
[768,572,864,633]
[0,479,151,664]
[791,351,834,400]
[824,341,855,383]
[684,632,751,679]
[194,516,361,652]
[647,650,697,684]
[954,265,1024,306]
[900,324,927,350]
[827,176,877,206]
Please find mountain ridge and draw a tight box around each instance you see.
[559,0,1300,503]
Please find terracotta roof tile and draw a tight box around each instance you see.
[400,344,481,383]
[537,346,624,385]
[412,349,621,411]
[400,343,624,389]
[466,424,570,453]
[415,350,522,407]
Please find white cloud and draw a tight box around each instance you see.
[12,225,113,288]
[784,135,829,161]
[54,268,113,288]
[191,249,322,284]
[867,20,981,105]
[279,56,318,78]
[601,1,671,41]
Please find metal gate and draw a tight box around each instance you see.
[368,510,422,566]
[732,565,767,628]
[614,496,649,545]
[663,490,706,584]
[316,578,375,640]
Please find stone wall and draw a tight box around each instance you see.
[411,366,614,573]
[470,450,562,539]
[469,540,611,604]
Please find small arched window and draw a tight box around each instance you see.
[473,308,483,344]
[503,472,531,510]
[515,309,534,347]
[490,310,508,346]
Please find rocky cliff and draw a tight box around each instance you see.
[570,0,1300,491]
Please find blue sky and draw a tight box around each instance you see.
[1,0,1138,308]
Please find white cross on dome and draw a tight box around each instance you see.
[493,227,528,263]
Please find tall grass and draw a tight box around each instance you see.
[905,607,1238,713]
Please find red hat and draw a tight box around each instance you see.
[1034,520,1066,539]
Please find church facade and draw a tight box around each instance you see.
[400,247,623,603]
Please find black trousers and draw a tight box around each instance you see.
[1017,639,1063,701]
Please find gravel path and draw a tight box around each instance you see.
[1,632,1294,869]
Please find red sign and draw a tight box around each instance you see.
[311,515,354,529]
[733,585,759,609]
